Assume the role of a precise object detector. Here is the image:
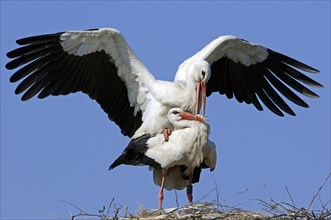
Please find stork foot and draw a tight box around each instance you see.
[186,184,193,206]
[158,191,164,210]
[187,173,193,206]
[162,128,171,142]
[158,174,166,209]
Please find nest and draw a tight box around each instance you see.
[124,203,279,220]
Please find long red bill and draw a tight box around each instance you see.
[195,83,200,120]
[180,111,204,122]
[195,80,207,119]
[200,80,206,118]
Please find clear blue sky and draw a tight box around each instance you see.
[1,1,330,219]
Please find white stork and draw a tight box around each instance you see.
[109,108,216,209]
[6,28,322,140]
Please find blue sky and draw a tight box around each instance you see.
[1,1,330,219]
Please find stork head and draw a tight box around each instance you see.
[167,108,204,129]
[186,60,211,118]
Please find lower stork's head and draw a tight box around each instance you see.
[167,108,204,129]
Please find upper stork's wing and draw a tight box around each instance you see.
[6,28,157,137]
[175,35,323,116]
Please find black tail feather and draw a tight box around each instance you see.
[109,134,161,170]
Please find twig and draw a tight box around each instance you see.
[285,186,296,207]
[61,199,119,220]
[61,200,89,216]
[214,182,222,210]
[30,208,62,219]
[195,187,216,203]
[174,190,180,207]
[307,172,331,212]
[222,184,266,201]
[114,205,128,219]
[105,198,115,217]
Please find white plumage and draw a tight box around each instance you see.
[109,108,217,209]
[152,139,217,190]
[6,28,322,139]
[58,29,210,139]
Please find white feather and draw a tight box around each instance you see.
[141,108,215,191]
[60,28,156,118]
[175,35,268,81]
[152,167,187,190]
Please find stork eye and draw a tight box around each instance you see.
[172,110,180,114]
[201,71,206,77]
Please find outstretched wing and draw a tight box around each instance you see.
[175,35,323,116]
[6,28,157,137]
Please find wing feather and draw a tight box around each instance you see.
[267,60,319,99]
[254,64,309,108]
[177,35,322,116]
[228,61,244,103]
[255,84,284,117]
[257,72,295,116]
[6,28,156,137]
[267,49,319,73]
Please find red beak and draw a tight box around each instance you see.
[195,80,206,118]
[201,80,206,118]
[180,111,204,122]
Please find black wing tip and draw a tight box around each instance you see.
[15,32,63,45]
[16,38,27,45]
[21,95,30,101]
[317,84,324,89]
[284,109,296,116]
[275,110,298,117]
[268,49,320,74]
[16,36,38,45]
[304,65,320,74]
[108,164,116,170]
[6,50,17,59]
[9,77,16,83]
[301,66,320,74]
[310,68,320,74]
[85,28,100,31]
[37,92,48,99]
[288,110,296,116]
[14,29,97,46]
[275,111,285,117]
[20,91,34,101]
[109,133,157,171]
[109,155,124,170]
[262,106,297,117]
[304,92,320,99]
[5,61,16,70]
[312,82,324,89]
[20,96,29,101]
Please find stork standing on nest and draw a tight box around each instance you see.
[6,28,322,209]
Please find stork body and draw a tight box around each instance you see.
[109,108,216,209]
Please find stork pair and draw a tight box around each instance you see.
[6,28,322,209]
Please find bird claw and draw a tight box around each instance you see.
[186,184,193,205]
[162,128,171,141]
[158,191,164,210]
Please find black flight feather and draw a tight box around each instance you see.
[109,134,161,170]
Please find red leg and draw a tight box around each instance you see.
[158,174,166,209]
[186,173,193,206]
[162,128,171,141]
